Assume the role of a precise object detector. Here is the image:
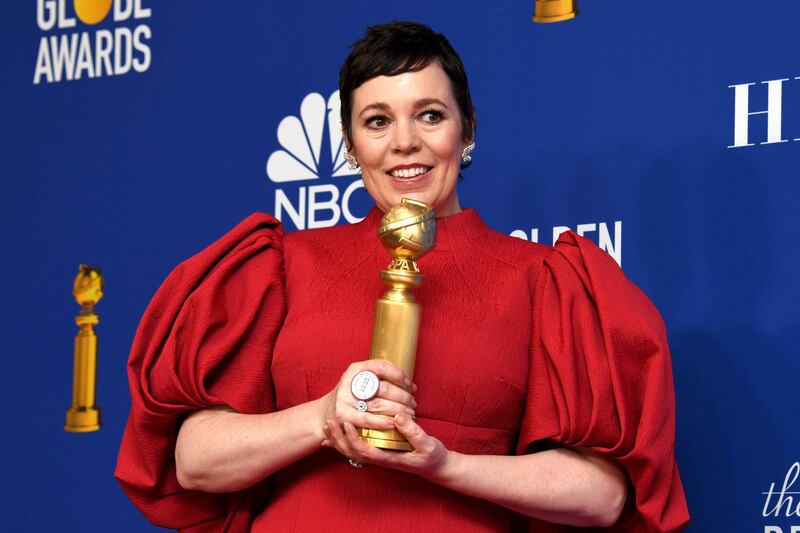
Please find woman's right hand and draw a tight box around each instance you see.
[319,360,417,434]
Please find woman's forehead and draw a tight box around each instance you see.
[352,63,456,112]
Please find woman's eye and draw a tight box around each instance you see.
[420,110,444,123]
[365,115,389,129]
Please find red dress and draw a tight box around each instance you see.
[115,207,689,532]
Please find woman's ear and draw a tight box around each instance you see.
[465,112,476,144]
[342,127,354,155]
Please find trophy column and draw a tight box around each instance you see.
[358,198,437,451]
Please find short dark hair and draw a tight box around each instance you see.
[339,21,476,149]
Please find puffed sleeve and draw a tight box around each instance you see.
[114,213,286,532]
[517,231,689,532]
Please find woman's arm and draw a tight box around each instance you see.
[324,414,627,528]
[175,360,417,493]
[175,400,326,493]
[431,444,627,527]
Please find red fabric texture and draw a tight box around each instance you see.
[114,213,285,531]
[518,231,688,532]
[115,208,688,532]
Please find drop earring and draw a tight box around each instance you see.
[344,152,359,170]
[461,142,475,163]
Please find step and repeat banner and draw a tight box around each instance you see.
[1,1,799,531]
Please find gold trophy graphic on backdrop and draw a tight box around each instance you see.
[357,198,437,451]
[64,265,103,432]
[532,0,578,23]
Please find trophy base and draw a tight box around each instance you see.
[65,406,101,432]
[358,427,413,451]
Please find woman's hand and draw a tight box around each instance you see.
[318,360,418,436]
[323,412,451,481]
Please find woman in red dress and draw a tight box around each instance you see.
[116,21,689,532]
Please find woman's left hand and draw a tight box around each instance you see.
[323,413,451,480]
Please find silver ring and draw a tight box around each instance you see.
[348,458,363,468]
[351,370,380,401]
[356,400,368,412]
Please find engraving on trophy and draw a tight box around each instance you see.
[387,258,419,272]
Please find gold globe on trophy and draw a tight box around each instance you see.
[357,198,437,451]
[65,265,103,432]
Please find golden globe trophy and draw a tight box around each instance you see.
[358,198,437,451]
[64,265,103,432]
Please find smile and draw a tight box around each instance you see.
[387,166,432,179]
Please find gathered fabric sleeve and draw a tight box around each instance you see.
[517,231,689,532]
[114,213,286,533]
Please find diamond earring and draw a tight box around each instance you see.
[344,152,359,170]
[461,142,475,163]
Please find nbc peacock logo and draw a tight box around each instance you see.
[33,0,152,85]
[266,90,367,231]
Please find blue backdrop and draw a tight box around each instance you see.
[2,1,799,531]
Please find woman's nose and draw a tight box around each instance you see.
[391,120,421,153]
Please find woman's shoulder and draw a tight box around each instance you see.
[480,228,551,265]
[283,219,371,250]
[282,206,381,254]
[454,209,551,268]
[280,216,381,281]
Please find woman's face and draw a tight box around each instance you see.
[349,62,469,217]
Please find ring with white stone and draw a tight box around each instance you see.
[348,458,363,468]
[350,370,380,401]
[356,400,368,412]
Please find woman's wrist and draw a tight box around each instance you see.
[308,394,331,445]
[424,448,463,487]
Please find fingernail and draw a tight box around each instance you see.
[404,377,412,388]
[411,399,418,409]
[412,383,418,392]
[395,413,406,424]
[323,425,330,435]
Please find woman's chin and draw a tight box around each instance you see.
[373,192,433,211]
[396,191,432,205]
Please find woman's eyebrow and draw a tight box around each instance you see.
[357,98,450,118]
[358,102,390,118]
[414,98,449,109]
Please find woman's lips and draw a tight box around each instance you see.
[386,168,431,185]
